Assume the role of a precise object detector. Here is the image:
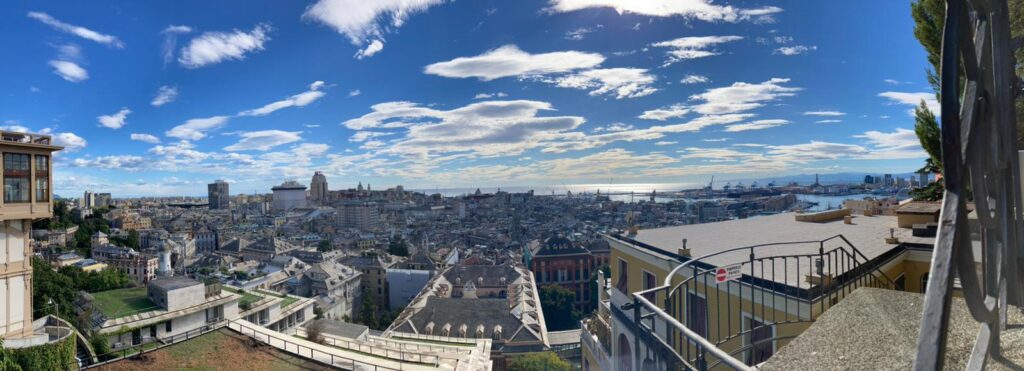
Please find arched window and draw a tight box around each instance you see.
[618,333,632,371]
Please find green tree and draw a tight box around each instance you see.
[507,352,571,371]
[388,238,409,257]
[911,0,1024,148]
[539,285,581,331]
[317,239,333,252]
[358,293,380,330]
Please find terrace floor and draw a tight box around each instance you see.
[92,287,158,318]
[95,329,333,371]
[762,288,1024,370]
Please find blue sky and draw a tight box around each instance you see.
[1,0,936,196]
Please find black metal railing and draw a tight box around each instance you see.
[628,235,896,370]
[913,0,1024,369]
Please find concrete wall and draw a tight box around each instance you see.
[0,220,32,339]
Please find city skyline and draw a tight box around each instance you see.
[4,0,931,197]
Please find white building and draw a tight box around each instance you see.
[271,181,308,211]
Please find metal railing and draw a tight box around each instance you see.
[913,0,1024,369]
[295,327,461,367]
[628,235,897,370]
[78,321,227,369]
[230,321,402,370]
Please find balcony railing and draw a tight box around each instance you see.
[581,311,612,370]
[0,131,52,146]
[627,235,896,370]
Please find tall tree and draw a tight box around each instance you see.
[539,285,581,331]
[507,352,571,371]
[911,0,1024,150]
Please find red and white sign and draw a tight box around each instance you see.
[714,264,743,284]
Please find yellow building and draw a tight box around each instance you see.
[580,210,937,371]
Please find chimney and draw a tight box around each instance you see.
[678,238,691,257]
[885,228,900,244]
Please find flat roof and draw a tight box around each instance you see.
[619,212,934,288]
[149,276,202,291]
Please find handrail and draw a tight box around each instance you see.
[628,234,898,370]
[632,292,754,371]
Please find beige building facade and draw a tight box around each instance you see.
[0,132,61,340]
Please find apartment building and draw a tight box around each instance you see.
[581,209,937,370]
[83,277,240,350]
[0,131,61,344]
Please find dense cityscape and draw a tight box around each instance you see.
[2,0,1022,370]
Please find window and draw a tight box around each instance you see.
[34,155,48,202]
[3,153,30,203]
[150,325,157,338]
[744,314,775,365]
[165,320,172,332]
[920,273,929,293]
[642,270,657,301]
[895,274,906,291]
[687,292,708,338]
[615,259,628,292]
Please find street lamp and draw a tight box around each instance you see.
[48,298,60,338]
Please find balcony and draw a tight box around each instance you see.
[625,235,897,370]
[581,311,612,370]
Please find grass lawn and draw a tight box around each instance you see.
[256,290,298,309]
[92,287,158,318]
[223,287,263,310]
[97,329,333,371]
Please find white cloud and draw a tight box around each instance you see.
[473,92,508,99]
[27,12,124,48]
[639,104,690,121]
[48,60,88,82]
[545,0,782,23]
[224,130,302,151]
[592,123,634,132]
[178,24,271,68]
[816,119,842,124]
[97,107,131,129]
[130,133,161,144]
[303,0,445,50]
[724,119,790,132]
[164,25,192,33]
[166,116,230,140]
[655,141,677,146]
[552,68,657,99]
[689,78,800,115]
[69,155,146,170]
[650,35,743,66]
[424,44,604,81]
[804,110,845,116]
[343,100,584,157]
[349,89,362,97]
[565,25,601,40]
[55,43,82,60]
[151,86,179,106]
[354,39,384,59]
[878,91,939,114]
[774,45,817,55]
[53,132,87,152]
[680,75,710,84]
[161,25,192,64]
[853,128,925,159]
[350,131,394,142]
[239,81,327,116]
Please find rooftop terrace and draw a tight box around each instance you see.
[91,287,158,319]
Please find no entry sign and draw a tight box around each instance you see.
[715,264,742,284]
